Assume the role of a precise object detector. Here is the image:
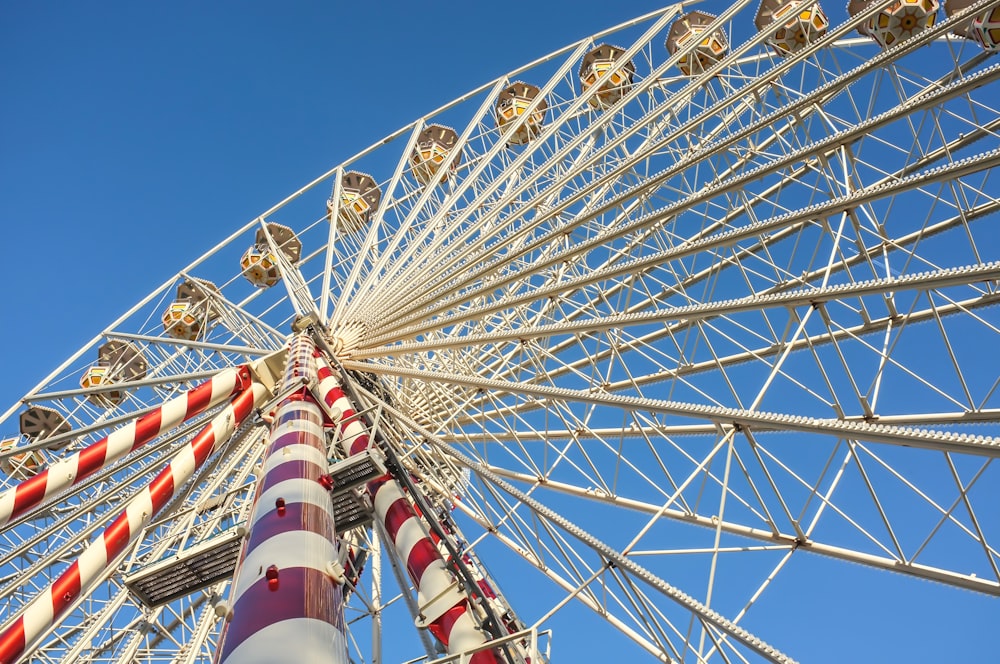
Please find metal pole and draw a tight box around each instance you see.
[371,533,382,664]
[312,353,498,663]
[0,383,267,664]
[215,335,348,664]
[0,365,254,528]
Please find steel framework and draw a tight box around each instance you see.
[2,1,1000,662]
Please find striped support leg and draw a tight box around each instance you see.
[313,355,497,664]
[216,337,347,664]
[0,382,266,664]
[0,365,254,528]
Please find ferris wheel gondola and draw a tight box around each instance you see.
[2,1,999,662]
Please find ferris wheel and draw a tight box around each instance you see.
[2,0,1000,662]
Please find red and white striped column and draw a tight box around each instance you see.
[0,365,254,528]
[215,336,347,664]
[0,381,266,664]
[313,354,497,663]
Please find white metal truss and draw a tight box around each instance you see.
[2,1,1000,662]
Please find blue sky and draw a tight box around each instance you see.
[0,0,661,402]
[2,2,997,662]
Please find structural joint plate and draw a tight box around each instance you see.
[414,580,467,629]
[248,349,289,394]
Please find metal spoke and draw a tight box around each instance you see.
[3,2,1000,663]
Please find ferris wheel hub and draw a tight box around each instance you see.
[327,320,369,358]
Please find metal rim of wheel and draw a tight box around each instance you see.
[2,1,999,662]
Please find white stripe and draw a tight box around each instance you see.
[221,618,347,664]
[341,427,369,452]
[222,384,268,458]
[417,559,458,618]
[392,514,424,563]
[20,590,55,648]
[231,531,337,605]
[0,486,15,523]
[445,609,488,654]
[261,444,327,476]
[169,441,198,486]
[105,420,137,459]
[124,490,155,543]
[277,400,320,417]
[77,528,113,585]
[210,368,238,402]
[316,375,339,393]
[43,456,78,501]
[206,401,244,457]
[159,394,189,431]
[270,412,322,440]
[330,395,352,413]
[397,523,453,605]
[372,480,405,517]
[252,479,333,529]
[341,420,367,439]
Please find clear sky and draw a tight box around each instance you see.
[1,2,996,662]
[0,0,664,400]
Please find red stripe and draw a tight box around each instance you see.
[367,474,392,496]
[77,437,110,479]
[11,472,48,521]
[230,388,261,429]
[428,603,499,664]
[349,435,370,457]
[133,368,249,452]
[131,408,163,452]
[218,567,344,662]
[469,648,500,664]
[104,513,132,560]
[427,602,467,646]
[337,412,373,456]
[269,430,318,453]
[274,403,322,427]
[183,379,215,418]
[190,427,219,468]
[383,496,413,539]
[245,501,335,553]
[190,388,255,466]
[406,537,442,587]
[324,389,345,408]
[148,469,175,514]
[0,617,26,664]
[51,560,83,616]
[381,494,447,583]
[257,458,327,497]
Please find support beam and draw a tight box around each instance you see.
[312,354,500,663]
[0,383,267,664]
[216,335,348,664]
[343,360,1000,457]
